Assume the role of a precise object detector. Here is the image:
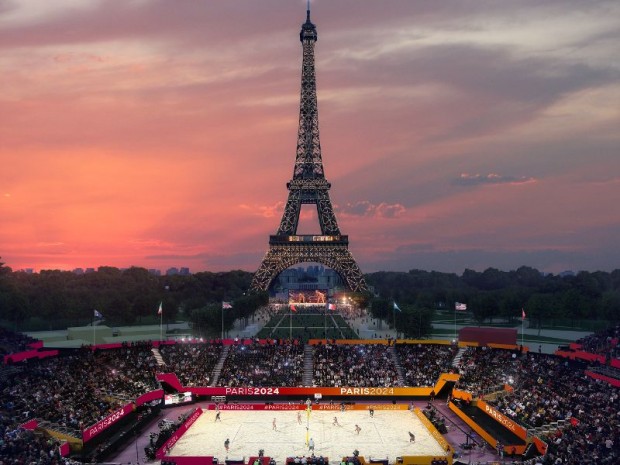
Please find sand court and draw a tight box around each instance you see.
[170,407,447,464]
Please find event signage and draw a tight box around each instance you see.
[83,403,134,442]
[212,403,299,411]
[187,374,460,398]
[414,408,450,451]
[192,386,426,397]
[156,407,203,459]
[482,402,522,435]
[207,404,409,412]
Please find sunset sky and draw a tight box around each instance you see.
[1,0,619,275]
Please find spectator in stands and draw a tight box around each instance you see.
[219,340,304,387]
[396,344,458,387]
[313,344,400,387]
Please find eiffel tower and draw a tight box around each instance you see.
[251,6,367,293]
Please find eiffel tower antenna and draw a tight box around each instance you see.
[252,7,367,293]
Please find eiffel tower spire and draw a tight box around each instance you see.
[252,8,367,293]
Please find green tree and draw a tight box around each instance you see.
[395,304,433,339]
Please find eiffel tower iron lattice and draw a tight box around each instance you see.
[252,7,367,293]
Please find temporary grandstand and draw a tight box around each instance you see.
[1,323,618,465]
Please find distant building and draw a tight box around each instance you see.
[73,268,84,275]
[274,265,343,299]
[166,267,179,276]
[148,269,162,276]
[179,267,190,276]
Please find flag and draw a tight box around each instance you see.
[290,304,297,312]
[328,303,336,311]
[455,302,467,311]
[522,308,526,320]
[393,302,401,312]
[94,309,103,319]
[157,302,162,316]
[222,301,233,309]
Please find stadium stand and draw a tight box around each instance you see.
[0,322,618,464]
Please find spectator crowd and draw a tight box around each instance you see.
[312,343,401,387]
[0,323,618,464]
[159,342,224,387]
[453,344,618,465]
[396,343,458,387]
[575,323,620,360]
[219,340,305,387]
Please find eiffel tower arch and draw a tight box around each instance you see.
[252,7,367,293]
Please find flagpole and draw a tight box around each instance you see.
[221,303,224,340]
[454,305,457,341]
[160,309,163,342]
[93,312,96,347]
[393,300,396,333]
[324,303,327,341]
[520,308,526,348]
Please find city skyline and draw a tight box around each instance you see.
[1,1,619,274]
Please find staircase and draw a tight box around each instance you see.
[452,346,467,368]
[302,344,314,386]
[209,345,231,386]
[151,347,166,366]
[388,346,406,386]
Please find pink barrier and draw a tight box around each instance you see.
[585,370,620,387]
[135,389,164,406]
[91,343,124,350]
[156,407,203,459]
[156,373,185,391]
[4,349,58,364]
[4,349,39,364]
[154,340,177,347]
[555,349,605,364]
[20,419,38,430]
[28,341,44,349]
[83,403,135,442]
[59,442,71,457]
[556,349,619,366]
[37,350,59,359]
[163,457,216,465]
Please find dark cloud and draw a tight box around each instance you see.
[452,173,536,187]
[337,201,406,218]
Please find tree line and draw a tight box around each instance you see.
[1,257,618,333]
[367,267,620,334]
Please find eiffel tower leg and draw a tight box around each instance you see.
[316,190,340,235]
[277,189,302,236]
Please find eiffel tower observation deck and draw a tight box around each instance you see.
[252,5,367,293]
